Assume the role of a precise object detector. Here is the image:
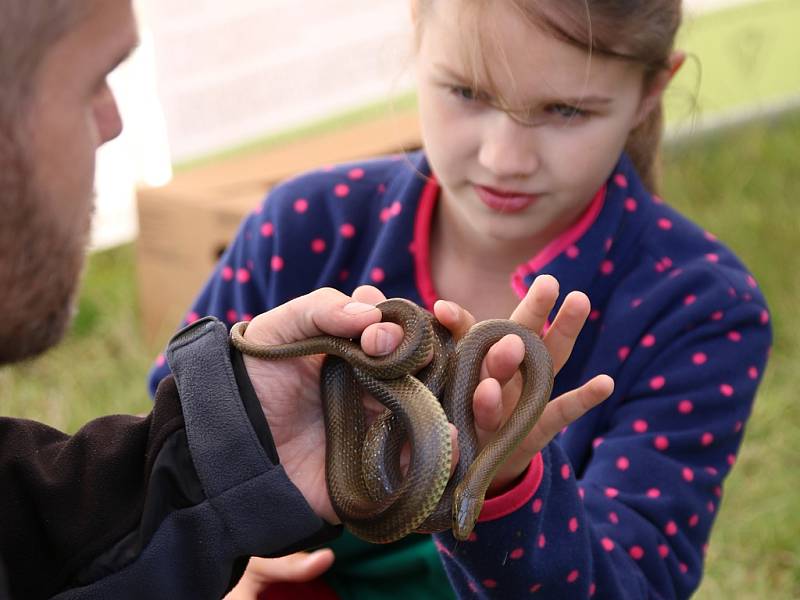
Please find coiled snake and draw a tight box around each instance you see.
[230,298,554,543]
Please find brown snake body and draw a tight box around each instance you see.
[230,298,554,543]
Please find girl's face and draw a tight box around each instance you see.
[415,1,660,251]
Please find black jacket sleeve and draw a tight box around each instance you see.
[0,317,339,599]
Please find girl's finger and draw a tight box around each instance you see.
[541,290,591,373]
[433,299,476,341]
[509,274,560,334]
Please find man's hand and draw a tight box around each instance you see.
[241,287,406,523]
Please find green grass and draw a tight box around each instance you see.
[2,111,798,597]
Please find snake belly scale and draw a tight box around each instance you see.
[230,298,554,543]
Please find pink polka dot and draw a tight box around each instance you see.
[625,197,638,211]
[654,436,669,451]
[260,222,274,237]
[600,260,614,275]
[569,517,579,532]
[665,521,678,536]
[468,582,478,593]
[155,353,166,367]
[390,201,402,216]
[270,256,285,271]
[678,400,694,414]
[689,514,699,527]
[566,245,580,259]
[713,484,722,496]
[593,437,605,449]
[616,457,630,471]
[701,432,714,446]
[561,464,571,480]
[684,294,697,306]
[242,313,253,322]
[589,309,601,321]
[334,184,350,198]
[705,231,718,241]
[658,544,670,558]
[294,198,309,213]
[641,334,656,348]
[727,331,742,342]
[338,269,349,282]
[706,253,719,263]
[650,375,666,390]
[578,487,585,500]
[226,309,238,323]
[727,454,736,467]
[734,420,743,433]
[629,546,645,560]
[605,238,614,252]
[720,384,734,397]
[609,512,619,524]
[692,352,707,365]
[311,239,326,254]
[614,174,628,188]
[748,366,759,380]
[379,207,392,223]
[658,218,673,230]
[510,548,524,560]
[590,583,597,597]
[711,310,724,321]
[236,268,251,284]
[647,488,661,499]
[747,275,758,288]
[631,298,643,308]
[340,223,356,238]
[618,346,630,361]
[707,467,720,477]
[377,183,387,193]
[760,310,770,325]
[530,583,542,593]
[483,579,497,589]
[221,266,234,281]
[370,267,385,283]
[538,534,546,548]
[633,420,649,433]
[348,167,365,180]
[532,498,543,513]
[605,487,619,499]
[601,537,615,552]
[653,195,664,204]
[567,570,580,584]
[682,468,694,482]
[680,563,689,574]
[467,532,478,542]
[186,312,200,325]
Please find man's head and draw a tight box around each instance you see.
[0,0,138,364]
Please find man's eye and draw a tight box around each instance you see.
[548,104,588,119]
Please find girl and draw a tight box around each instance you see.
[149,1,771,598]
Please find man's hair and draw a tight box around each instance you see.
[0,1,82,124]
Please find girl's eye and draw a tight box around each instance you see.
[548,104,588,119]
[450,86,485,103]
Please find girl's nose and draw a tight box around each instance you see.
[478,111,539,180]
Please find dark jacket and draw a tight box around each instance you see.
[1,317,338,599]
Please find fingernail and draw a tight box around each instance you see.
[343,302,376,314]
[375,326,394,355]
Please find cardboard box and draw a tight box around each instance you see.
[136,108,421,344]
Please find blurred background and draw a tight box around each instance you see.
[2,0,798,597]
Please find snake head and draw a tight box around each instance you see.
[452,492,484,541]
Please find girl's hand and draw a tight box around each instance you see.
[434,274,614,495]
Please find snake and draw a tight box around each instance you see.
[230,298,554,543]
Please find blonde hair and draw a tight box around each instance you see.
[414,0,682,192]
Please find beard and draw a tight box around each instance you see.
[0,126,90,365]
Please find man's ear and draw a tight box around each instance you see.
[635,50,686,126]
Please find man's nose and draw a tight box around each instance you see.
[93,83,123,145]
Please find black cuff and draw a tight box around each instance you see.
[230,345,280,465]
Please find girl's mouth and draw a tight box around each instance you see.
[474,185,539,213]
